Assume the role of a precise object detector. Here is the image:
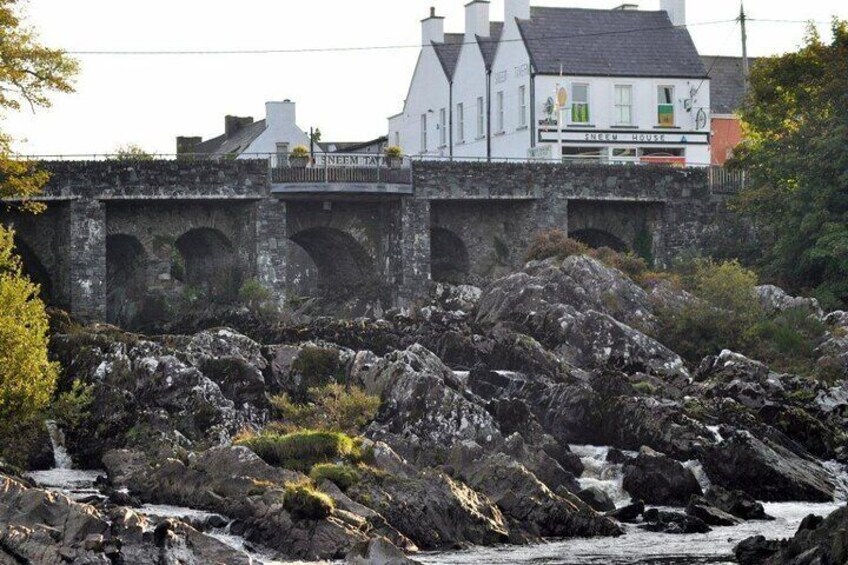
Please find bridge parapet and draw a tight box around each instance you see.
[269,153,413,198]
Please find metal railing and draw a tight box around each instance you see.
[709,165,747,194]
[269,153,413,185]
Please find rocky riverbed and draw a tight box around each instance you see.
[4,255,848,564]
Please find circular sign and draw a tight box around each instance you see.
[557,87,568,108]
[696,108,708,130]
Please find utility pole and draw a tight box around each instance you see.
[740,2,750,94]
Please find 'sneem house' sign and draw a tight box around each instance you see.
[538,128,710,145]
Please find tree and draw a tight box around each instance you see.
[733,20,848,309]
[111,144,154,161]
[0,0,77,462]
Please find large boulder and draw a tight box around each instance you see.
[622,448,703,506]
[752,506,848,564]
[702,431,836,502]
[704,486,773,521]
[476,256,657,332]
[755,285,823,319]
[685,497,741,526]
[345,536,421,565]
[640,508,711,534]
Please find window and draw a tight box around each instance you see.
[496,91,504,133]
[420,114,428,152]
[439,108,447,146]
[457,103,465,143]
[394,132,400,147]
[562,146,604,164]
[572,84,590,123]
[477,97,485,138]
[614,85,633,125]
[518,85,527,128]
[658,86,675,126]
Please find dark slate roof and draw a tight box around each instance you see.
[477,22,504,70]
[517,7,707,78]
[194,120,266,156]
[702,55,756,114]
[318,136,388,153]
[433,33,464,79]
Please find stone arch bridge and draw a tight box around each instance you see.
[1,159,725,327]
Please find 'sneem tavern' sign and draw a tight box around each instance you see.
[538,129,709,145]
[314,154,386,167]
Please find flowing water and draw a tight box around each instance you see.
[25,443,848,565]
[45,420,73,469]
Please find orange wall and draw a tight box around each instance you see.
[711,116,743,166]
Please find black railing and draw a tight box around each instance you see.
[269,154,413,185]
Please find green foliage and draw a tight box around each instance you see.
[283,482,334,520]
[384,145,403,159]
[0,227,58,463]
[733,21,848,309]
[291,347,344,390]
[309,463,360,491]
[238,278,276,315]
[111,144,154,161]
[290,145,310,158]
[632,381,659,396]
[526,229,589,262]
[49,381,93,430]
[235,429,360,472]
[271,383,380,435]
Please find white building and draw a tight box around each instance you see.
[389,0,711,166]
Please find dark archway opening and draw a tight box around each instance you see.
[430,227,470,284]
[174,228,239,302]
[569,229,629,253]
[289,228,375,296]
[13,237,52,302]
[106,234,147,327]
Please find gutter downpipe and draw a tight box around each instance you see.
[449,80,454,160]
[486,69,492,162]
[530,69,537,150]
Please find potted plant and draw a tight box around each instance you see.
[289,145,310,168]
[384,146,404,169]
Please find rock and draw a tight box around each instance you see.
[476,256,657,332]
[755,285,823,319]
[742,506,848,564]
[607,500,645,523]
[704,486,774,521]
[606,448,632,465]
[685,497,741,526]
[577,487,615,513]
[734,535,783,565]
[431,283,482,313]
[702,431,836,502]
[641,508,711,534]
[345,537,421,565]
[622,448,703,506]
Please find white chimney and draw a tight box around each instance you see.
[266,100,296,129]
[421,7,445,45]
[661,0,686,27]
[505,0,530,24]
[465,1,490,38]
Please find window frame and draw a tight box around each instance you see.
[439,108,447,147]
[571,83,590,124]
[518,85,527,128]
[657,85,676,127]
[614,84,633,126]
[457,102,465,143]
[496,91,504,133]
[477,96,485,138]
[420,113,428,152]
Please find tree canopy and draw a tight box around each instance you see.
[0,0,77,462]
[733,20,848,309]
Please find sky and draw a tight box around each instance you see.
[4,0,846,156]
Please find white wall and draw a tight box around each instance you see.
[489,14,533,161]
[387,47,450,157]
[241,101,317,156]
[452,36,489,159]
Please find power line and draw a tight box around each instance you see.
[63,18,737,56]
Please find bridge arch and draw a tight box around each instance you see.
[174,227,240,301]
[430,227,470,284]
[106,234,147,327]
[12,236,52,302]
[569,229,630,253]
[289,227,375,294]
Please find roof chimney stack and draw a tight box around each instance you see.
[465,1,491,38]
[176,136,202,157]
[661,0,686,27]
[224,115,254,137]
[505,0,530,25]
[421,7,445,45]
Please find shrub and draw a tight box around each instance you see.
[291,347,343,391]
[238,278,276,316]
[741,307,826,375]
[0,227,58,464]
[271,384,380,434]
[284,482,334,520]
[235,429,359,472]
[290,145,310,158]
[384,145,403,159]
[525,229,589,262]
[50,381,94,430]
[632,381,658,396]
[309,463,360,491]
[593,246,648,280]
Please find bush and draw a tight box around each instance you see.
[50,381,94,430]
[271,384,380,434]
[291,347,344,392]
[384,145,403,159]
[284,482,334,520]
[238,278,276,316]
[525,229,588,262]
[741,307,826,375]
[0,226,58,464]
[309,463,360,491]
[236,429,359,472]
[290,145,310,158]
